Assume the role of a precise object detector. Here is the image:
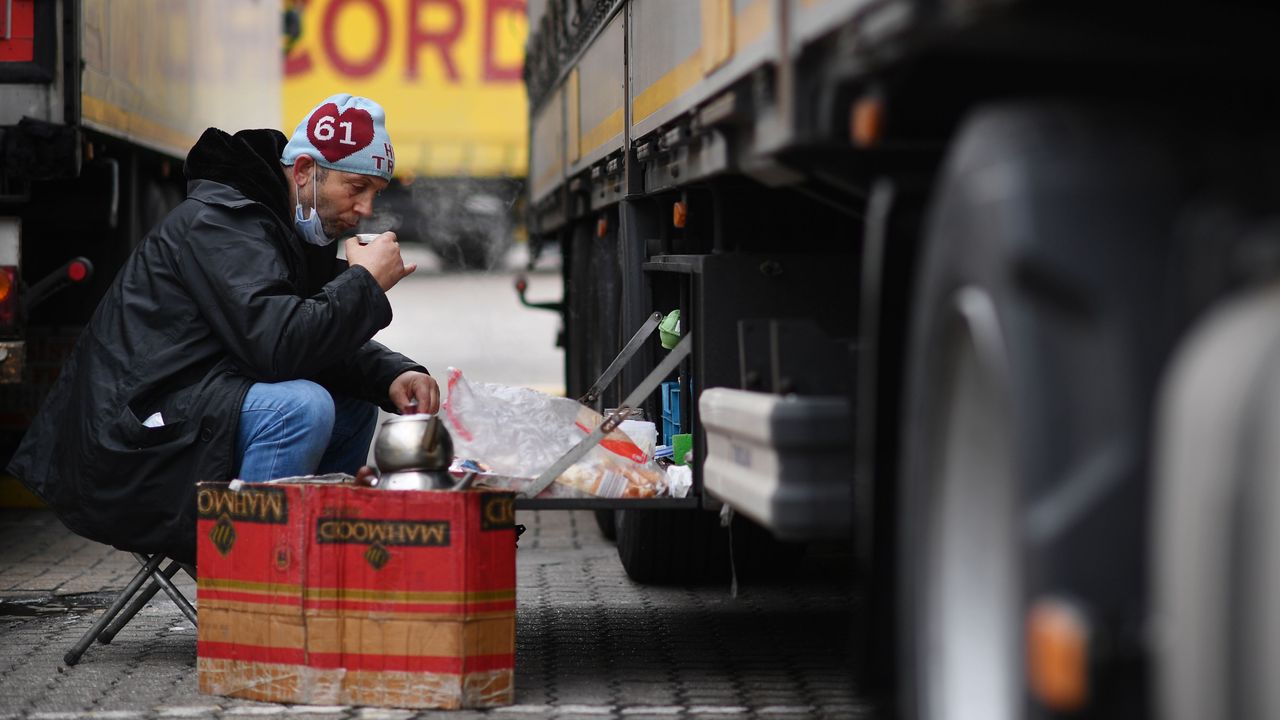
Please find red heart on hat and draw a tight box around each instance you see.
[306,102,375,163]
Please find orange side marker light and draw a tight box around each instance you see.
[1027,597,1090,712]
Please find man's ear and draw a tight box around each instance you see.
[292,155,314,188]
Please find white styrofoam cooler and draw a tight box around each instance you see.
[699,388,853,540]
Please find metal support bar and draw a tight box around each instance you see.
[63,554,164,666]
[524,334,692,498]
[131,553,197,626]
[514,272,564,313]
[98,559,183,644]
[579,310,663,405]
[3,0,11,41]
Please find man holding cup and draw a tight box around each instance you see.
[8,94,434,562]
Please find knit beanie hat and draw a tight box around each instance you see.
[281,94,395,180]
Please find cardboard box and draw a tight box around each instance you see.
[195,482,516,708]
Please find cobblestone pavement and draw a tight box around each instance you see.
[0,508,868,720]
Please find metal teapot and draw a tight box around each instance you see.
[371,414,471,491]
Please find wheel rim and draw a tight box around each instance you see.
[923,287,1019,720]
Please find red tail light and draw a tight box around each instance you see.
[0,0,36,64]
[67,259,88,282]
[0,265,17,332]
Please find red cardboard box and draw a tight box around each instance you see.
[195,482,516,708]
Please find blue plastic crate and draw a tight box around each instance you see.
[661,381,681,443]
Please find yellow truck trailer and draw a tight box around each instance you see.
[283,0,528,269]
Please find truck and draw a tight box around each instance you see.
[521,0,1280,718]
[0,0,280,486]
[283,0,528,270]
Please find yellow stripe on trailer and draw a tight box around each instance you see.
[632,51,703,126]
[580,107,624,161]
[735,0,772,50]
[81,95,198,159]
[79,0,280,160]
[701,0,734,74]
[631,0,775,128]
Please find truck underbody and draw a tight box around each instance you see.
[524,0,1280,717]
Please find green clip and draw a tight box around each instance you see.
[659,309,681,350]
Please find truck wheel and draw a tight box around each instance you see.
[898,102,1197,719]
[594,509,617,541]
[615,509,729,584]
[901,262,1020,720]
[1154,284,1280,720]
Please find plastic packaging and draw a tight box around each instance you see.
[665,465,693,498]
[441,368,667,498]
[619,420,658,459]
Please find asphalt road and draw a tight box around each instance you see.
[368,243,565,395]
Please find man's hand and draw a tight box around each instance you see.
[389,370,439,414]
[345,232,417,291]
[354,466,379,487]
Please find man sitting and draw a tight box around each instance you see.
[8,94,437,563]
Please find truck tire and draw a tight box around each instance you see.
[615,509,729,584]
[594,509,617,541]
[1154,283,1280,720]
[897,102,1199,719]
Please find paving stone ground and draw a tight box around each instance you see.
[0,508,869,719]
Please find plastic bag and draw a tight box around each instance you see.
[665,465,692,498]
[440,368,667,498]
[618,420,657,459]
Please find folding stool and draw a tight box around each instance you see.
[63,552,197,666]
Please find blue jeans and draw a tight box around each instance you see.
[233,380,378,482]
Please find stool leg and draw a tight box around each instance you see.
[64,554,165,666]
[132,553,197,626]
[98,560,182,644]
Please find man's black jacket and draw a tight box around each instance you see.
[7,127,423,562]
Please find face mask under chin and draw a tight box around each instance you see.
[294,166,334,246]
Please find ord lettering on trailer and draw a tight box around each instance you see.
[197,487,289,524]
[284,0,525,83]
[316,518,451,547]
